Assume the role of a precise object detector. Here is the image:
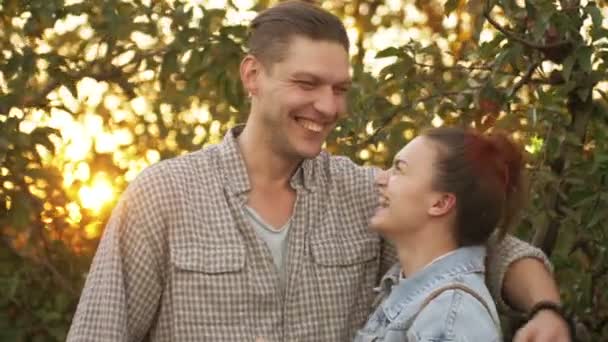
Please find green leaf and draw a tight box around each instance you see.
[9,193,33,228]
[597,89,608,103]
[65,81,78,99]
[160,50,178,85]
[3,53,22,79]
[8,273,20,299]
[15,132,32,148]
[585,4,603,28]
[576,46,593,73]
[444,0,460,15]
[31,127,59,153]
[21,48,36,74]
[591,27,608,42]
[478,35,506,58]
[572,193,598,208]
[561,55,575,81]
[586,210,607,229]
[375,47,402,59]
[576,87,590,102]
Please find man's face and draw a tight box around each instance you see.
[252,36,350,160]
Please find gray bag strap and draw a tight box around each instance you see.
[404,283,501,332]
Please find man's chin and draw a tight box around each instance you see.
[369,216,384,232]
[295,144,324,159]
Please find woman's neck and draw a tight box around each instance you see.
[394,224,458,278]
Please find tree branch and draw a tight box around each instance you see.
[414,61,494,72]
[509,61,541,97]
[1,236,77,296]
[484,11,571,50]
[363,91,463,145]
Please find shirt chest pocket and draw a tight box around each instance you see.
[311,236,379,267]
[309,235,380,321]
[170,240,248,327]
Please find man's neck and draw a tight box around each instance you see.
[394,223,458,278]
[237,122,301,190]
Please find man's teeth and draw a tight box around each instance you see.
[297,118,323,132]
[378,197,389,208]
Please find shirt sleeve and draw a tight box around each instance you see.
[485,233,553,314]
[67,171,166,342]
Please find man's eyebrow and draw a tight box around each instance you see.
[336,80,352,88]
[291,72,351,86]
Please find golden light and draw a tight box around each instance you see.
[66,201,82,224]
[366,121,375,135]
[114,129,134,146]
[525,136,544,154]
[210,120,222,136]
[64,130,92,161]
[84,113,103,132]
[389,93,402,105]
[131,96,149,116]
[146,149,161,164]
[431,114,444,127]
[95,132,119,153]
[3,181,15,190]
[193,125,208,145]
[78,174,115,214]
[79,78,107,107]
[74,162,90,182]
[84,222,102,240]
[359,149,371,160]
[403,129,415,141]
[232,0,255,10]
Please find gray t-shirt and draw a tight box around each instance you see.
[243,205,291,285]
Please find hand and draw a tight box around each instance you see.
[513,309,571,342]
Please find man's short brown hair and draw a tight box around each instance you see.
[247,0,349,67]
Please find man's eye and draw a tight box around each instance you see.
[296,80,315,89]
[334,87,349,94]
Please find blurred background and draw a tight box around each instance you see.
[1,0,607,340]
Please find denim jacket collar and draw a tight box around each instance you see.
[380,246,486,321]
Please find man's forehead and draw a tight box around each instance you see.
[278,36,349,71]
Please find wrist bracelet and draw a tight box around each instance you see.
[528,301,575,340]
[528,300,565,320]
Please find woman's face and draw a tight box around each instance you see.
[370,136,446,237]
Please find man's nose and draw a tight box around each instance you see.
[313,86,339,117]
[375,169,389,187]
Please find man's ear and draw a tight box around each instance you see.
[428,193,456,217]
[240,55,261,96]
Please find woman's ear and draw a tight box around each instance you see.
[240,55,260,97]
[428,193,456,217]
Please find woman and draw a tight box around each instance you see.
[355,127,526,341]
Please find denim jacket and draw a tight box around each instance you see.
[354,246,502,342]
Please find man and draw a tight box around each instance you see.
[68,1,570,341]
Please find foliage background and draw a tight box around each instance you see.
[1,0,607,340]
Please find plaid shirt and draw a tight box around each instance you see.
[67,127,549,342]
